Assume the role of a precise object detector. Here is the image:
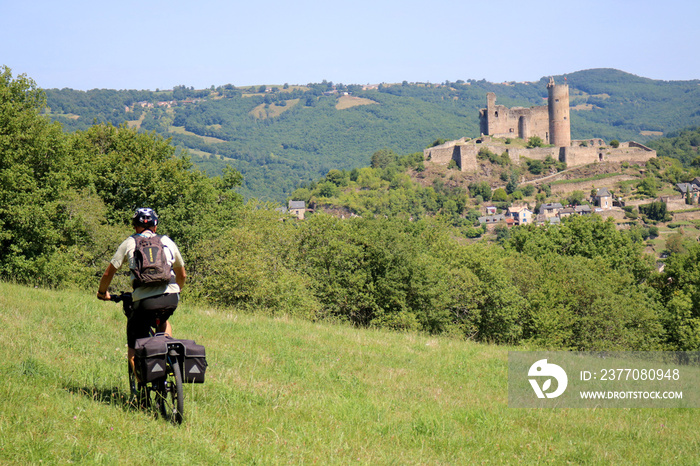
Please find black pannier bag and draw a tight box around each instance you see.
[179,339,207,383]
[133,334,170,382]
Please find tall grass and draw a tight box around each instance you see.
[0,281,697,463]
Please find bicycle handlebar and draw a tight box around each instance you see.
[109,292,133,316]
[109,292,132,303]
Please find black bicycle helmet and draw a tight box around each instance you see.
[132,207,159,229]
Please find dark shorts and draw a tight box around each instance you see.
[126,293,179,348]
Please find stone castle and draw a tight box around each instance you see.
[424,78,656,170]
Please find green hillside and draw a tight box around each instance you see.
[42,69,700,200]
[2,282,698,464]
[6,67,700,354]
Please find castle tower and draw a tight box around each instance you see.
[547,77,570,147]
[479,92,497,135]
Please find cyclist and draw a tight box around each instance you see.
[97,208,187,381]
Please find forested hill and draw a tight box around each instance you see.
[43,69,700,200]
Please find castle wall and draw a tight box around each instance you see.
[607,144,656,164]
[457,145,479,171]
[627,141,654,151]
[424,141,656,173]
[575,138,606,147]
[561,146,601,166]
[424,143,459,165]
[561,144,656,166]
[480,94,550,142]
[529,107,550,143]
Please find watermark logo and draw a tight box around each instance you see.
[528,359,568,398]
[509,352,698,408]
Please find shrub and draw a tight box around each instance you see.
[477,147,496,161]
[521,185,535,196]
[526,136,543,148]
[468,181,492,201]
[639,201,669,222]
[506,178,518,195]
[526,159,543,175]
[430,138,448,147]
[464,225,484,238]
[492,188,508,202]
[566,191,585,206]
[636,176,658,197]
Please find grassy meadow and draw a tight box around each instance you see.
[1,281,698,464]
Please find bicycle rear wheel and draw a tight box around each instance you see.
[155,355,184,424]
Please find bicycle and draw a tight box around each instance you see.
[110,292,184,424]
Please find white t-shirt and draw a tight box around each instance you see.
[110,230,185,302]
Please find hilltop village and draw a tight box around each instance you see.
[422,78,659,226]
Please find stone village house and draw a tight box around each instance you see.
[593,188,613,210]
[676,177,700,204]
[288,200,307,219]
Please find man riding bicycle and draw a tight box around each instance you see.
[97,208,187,381]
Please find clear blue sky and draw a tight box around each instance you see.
[2,0,698,90]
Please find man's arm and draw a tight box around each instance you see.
[174,266,187,290]
[97,263,118,300]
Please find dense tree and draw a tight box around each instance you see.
[0,67,244,286]
[648,127,700,167]
[505,214,654,282]
[511,253,662,350]
[566,190,585,206]
[636,176,659,197]
[638,200,670,222]
[468,181,492,201]
[370,148,399,169]
[0,66,78,283]
[526,159,543,175]
[658,243,700,349]
[492,188,508,202]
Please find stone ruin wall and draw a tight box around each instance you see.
[564,142,656,166]
[526,107,550,142]
[504,146,557,164]
[561,146,602,166]
[482,103,549,142]
[423,138,468,165]
[608,142,657,163]
[424,139,656,172]
[456,145,478,171]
